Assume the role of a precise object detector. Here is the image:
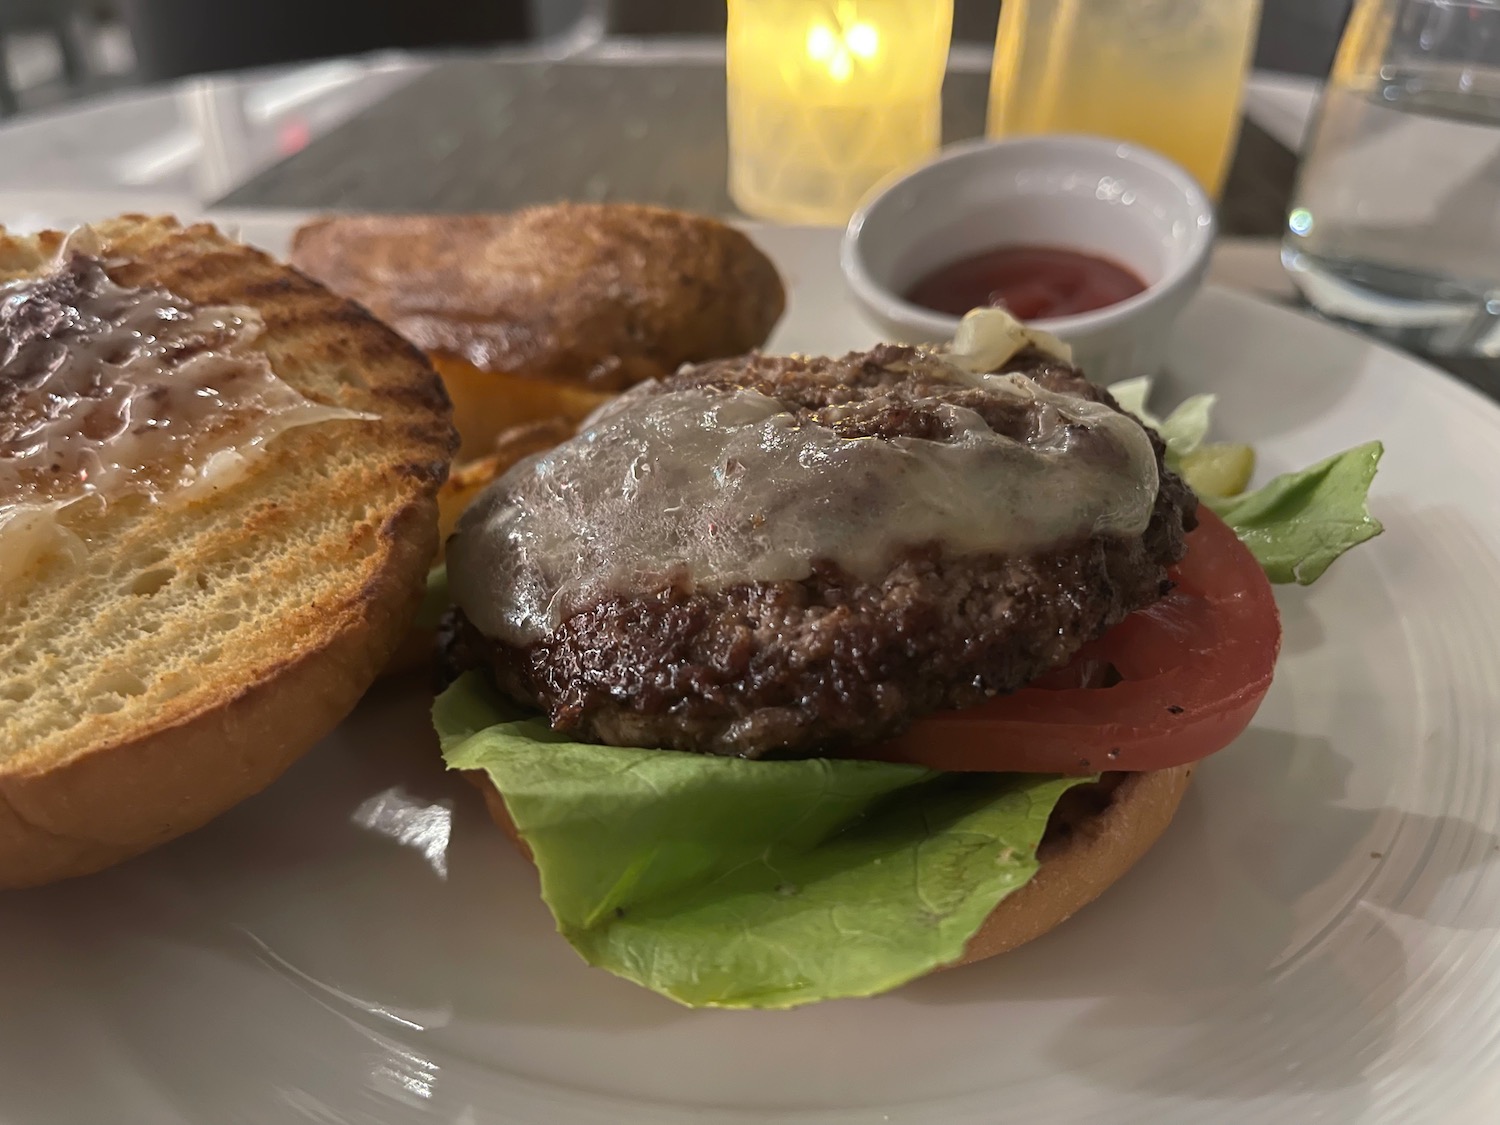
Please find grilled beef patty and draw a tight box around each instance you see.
[443,345,1197,758]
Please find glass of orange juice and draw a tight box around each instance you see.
[986,0,1261,198]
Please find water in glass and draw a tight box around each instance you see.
[1284,0,1500,355]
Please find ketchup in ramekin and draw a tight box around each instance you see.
[905,245,1146,321]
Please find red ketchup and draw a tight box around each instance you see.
[904,245,1148,321]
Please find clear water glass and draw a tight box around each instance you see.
[1284,0,1500,355]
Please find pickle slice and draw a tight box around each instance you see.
[1178,443,1255,498]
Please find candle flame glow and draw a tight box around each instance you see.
[806,23,837,61]
[846,22,879,59]
[805,15,881,83]
[727,0,952,223]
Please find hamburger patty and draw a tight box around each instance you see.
[444,344,1197,758]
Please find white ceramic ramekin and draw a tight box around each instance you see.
[841,135,1216,382]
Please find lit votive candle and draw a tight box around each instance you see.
[727,0,954,225]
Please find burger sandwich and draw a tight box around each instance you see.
[433,308,1382,1009]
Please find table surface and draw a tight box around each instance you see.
[0,42,1312,222]
[212,52,1299,240]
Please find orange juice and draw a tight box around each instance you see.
[987,0,1261,198]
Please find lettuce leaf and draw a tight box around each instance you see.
[1104,375,1155,422]
[1108,378,1383,583]
[1156,393,1217,458]
[1104,375,1218,459]
[415,564,449,631]
[1208,441,1385,585]
[436,673,1089,1010]
[1107,376,1217,460]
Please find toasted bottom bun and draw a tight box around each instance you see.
[470,762,1193,972]
[430,354,611,462]
[953,764,1193,965]
[0,562,430,889]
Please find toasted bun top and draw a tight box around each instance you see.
[0,214,456,887]
[289,204,786,391]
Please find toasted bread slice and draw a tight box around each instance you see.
[0,215,456,887]
[291,206,786,460]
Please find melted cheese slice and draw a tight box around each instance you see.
[449,338,1158,646]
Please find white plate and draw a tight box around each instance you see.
[3,219,1500,1125]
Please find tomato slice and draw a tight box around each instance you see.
[850,508,1281,774]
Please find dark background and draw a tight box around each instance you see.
[0,0,1354,116]
[120,0,1353,80]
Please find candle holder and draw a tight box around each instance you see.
[727,0,954,225]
